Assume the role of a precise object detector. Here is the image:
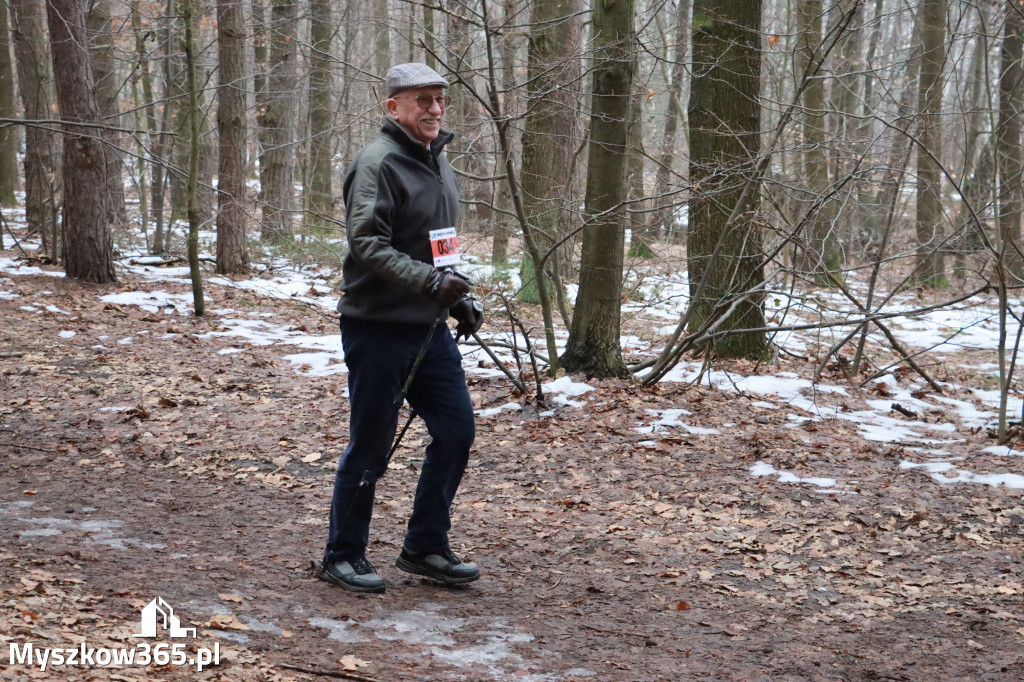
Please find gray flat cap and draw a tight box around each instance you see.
[386,63,449,96]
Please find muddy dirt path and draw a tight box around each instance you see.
[2,270,1023,681]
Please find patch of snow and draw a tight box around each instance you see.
[982,445,1023,457]
[100,290,195,314]
[751,461,840,489]
[477,402,522,418]
[543,376,595,408]
[637,408,719,435]
[0,257,65,278]
[901,460,1024,489]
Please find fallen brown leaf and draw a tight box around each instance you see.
[208,614,249,630]
[339,654,370,671]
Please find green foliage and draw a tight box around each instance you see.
[627,241,655,259]
[267,233,347,273]
[518,255,550,305]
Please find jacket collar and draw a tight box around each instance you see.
[381,115,454,160]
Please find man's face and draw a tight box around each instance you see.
[387,85,447,147]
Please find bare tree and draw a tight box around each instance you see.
[216,0,250,274]
[181,0,204,314]
[650,0,690,242]
[0,0,18,206]
[561,0,636,377]
[518,0,583,301]
[794,0,840,281]
[148,0,176,254]
[304,0,334,233]
[10,0,60,251]
[997,2,1024,280]
[914,0,948,287]
[46,0,117,283]
[87,0,127,227]
[685,0,766,360]
[258,0,298,242]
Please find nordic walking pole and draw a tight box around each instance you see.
[382,310,446,473]
[382,269,476,474]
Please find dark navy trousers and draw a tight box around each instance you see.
[324,315,475,564]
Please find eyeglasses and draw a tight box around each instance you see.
[395,94,451,110]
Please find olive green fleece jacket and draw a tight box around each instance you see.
[336,116,459,325]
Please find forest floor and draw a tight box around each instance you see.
[2,227,1024,681]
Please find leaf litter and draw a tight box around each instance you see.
[1,231,1024,679]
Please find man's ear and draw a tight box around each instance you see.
[386,98,400,120]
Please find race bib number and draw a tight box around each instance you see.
[430,227,461,267]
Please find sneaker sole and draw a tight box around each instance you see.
[318,568,386,594]
[395,556,480,585]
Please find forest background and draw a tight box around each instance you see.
[2,0,1024,679]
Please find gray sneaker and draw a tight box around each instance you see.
[396,548,480,585]
[320,557,386,593]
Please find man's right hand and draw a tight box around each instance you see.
[426,270,470,308]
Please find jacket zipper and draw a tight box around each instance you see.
[431,153,450,227]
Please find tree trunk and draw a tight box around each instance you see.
[997,5,1024,280]
[423,2,436,69]
[87,0,127,228]
[873,9,920,252]
[954,11,994,277]
[626,76,653,258]
[651,0,690,241]
[685,0,767,360]
[794,0,840,281]
[0,0,19,206]
[914,0,948,287]
[518,0,582,301]
[961,10,989,188]
[828,0,863,253]
[181,0,204,315]
[149,0,175,253]
[215,0,250,275]
[304,0,333,232]
[258,0,298,242]
[490,0,519,267]
[167,18,189,230]
[561,0,635,378]
[374,0,391,77]
[10,0,60,248]
[47,0,116,283]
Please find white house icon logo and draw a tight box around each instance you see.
[132,597,196,638]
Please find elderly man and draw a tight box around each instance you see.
[320,63,484,593]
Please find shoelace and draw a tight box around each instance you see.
[350,556,378,575]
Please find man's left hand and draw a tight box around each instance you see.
[450,297,484,341]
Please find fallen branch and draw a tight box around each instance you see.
[469,332,529,394]
[0,439,55,454]
[0,210,30,259]
[129,256,186,267]
[891,402,920,419]
[279,663,382,682]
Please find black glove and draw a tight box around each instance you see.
[450,296,484,341]
[425,270,470,308]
